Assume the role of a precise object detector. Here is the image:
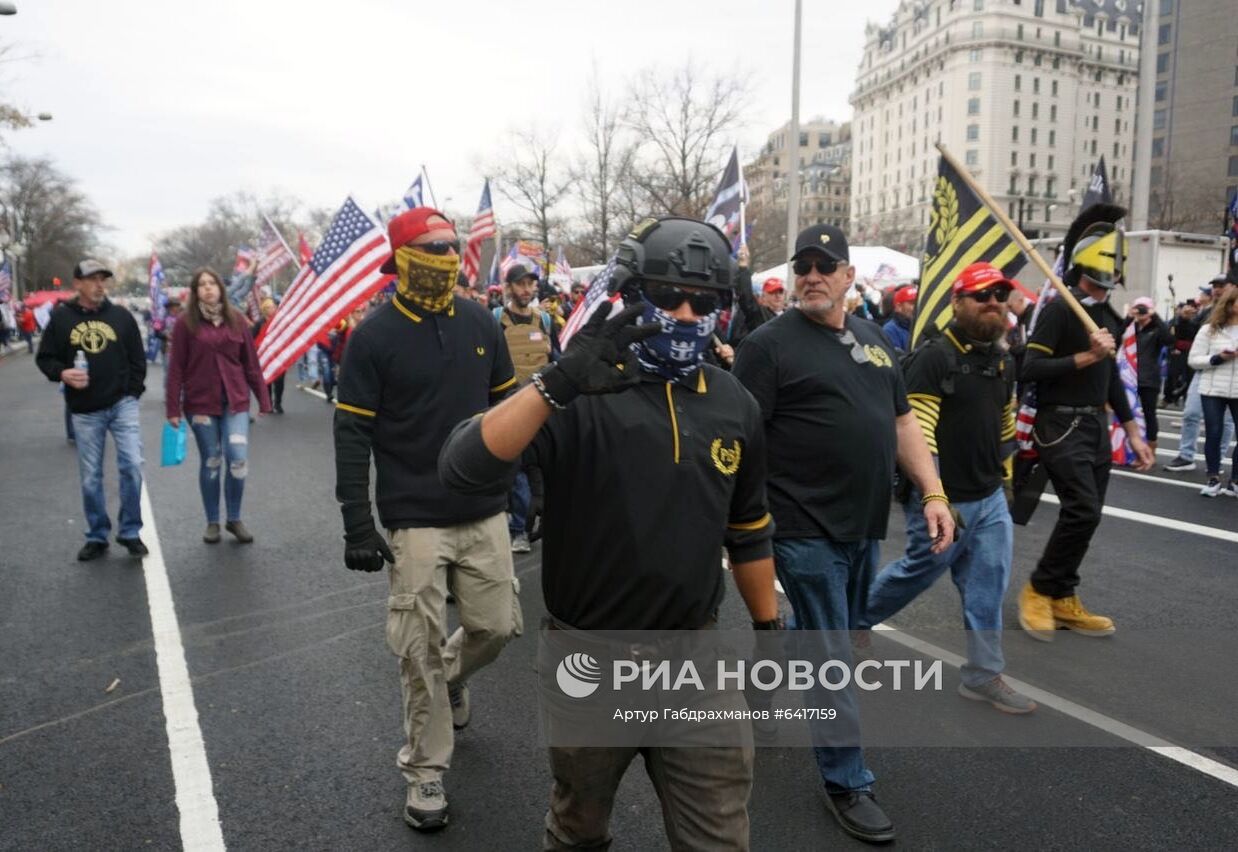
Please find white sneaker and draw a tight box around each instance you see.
[404,780,448,831]
[1222,480,1238,498]
[1200,477,1223,497]
[510,533,531,553]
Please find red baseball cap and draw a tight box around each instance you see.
[762,277,785,294]
[894,286,918,305]
[381,206,455,273]
[953,262,1015,295]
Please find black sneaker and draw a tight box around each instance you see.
[824,790,896,844]
[77,541,109,562]
[117,537,149,557]
[1163,456,1197,472]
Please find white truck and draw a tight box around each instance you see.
[1018,230,1227,314]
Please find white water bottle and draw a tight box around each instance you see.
[74,350,89,386]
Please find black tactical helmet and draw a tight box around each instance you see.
[608,217,735,300]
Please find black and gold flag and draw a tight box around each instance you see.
[912,156,1027,347]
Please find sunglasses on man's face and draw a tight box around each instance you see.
[961,287,1012,304]
[793,256,841,277]
[642,281,724,315]
[414,240,460,256]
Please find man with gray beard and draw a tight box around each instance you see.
[863,262,1036,715]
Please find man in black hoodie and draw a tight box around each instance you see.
[36,260,148,561]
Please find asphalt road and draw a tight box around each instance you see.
[2,348,1236,851]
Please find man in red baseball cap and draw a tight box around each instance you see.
[881,285,919,353]
[333,206,520,831]
[864,261,1037,715]
[760,276,787,317]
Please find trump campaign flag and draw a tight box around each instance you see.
[256,197,392,383]
[1109,321,1146,464]
[254,214,298,289]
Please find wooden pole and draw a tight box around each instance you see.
[934,142,1100,336]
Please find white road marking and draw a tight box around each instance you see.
[139,485,226,851]
[1110,469,1211,490]
[1040,494,1238,543]
[869,624,1238,790]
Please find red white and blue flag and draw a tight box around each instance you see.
[256,197,391,383]
[498,243,520,284]
[553,246,572,286]
[0,256,12,303]
[461,180,496,285]
[149,252,167,324]
[254,214,298,289]
[559,255,622,349]
[704,146,747,243]
[1109,321,1146,464]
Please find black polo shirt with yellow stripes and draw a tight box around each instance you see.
[524,364,774,631]
[335,294,516,529]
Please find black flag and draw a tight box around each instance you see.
[1080,156,1112,212]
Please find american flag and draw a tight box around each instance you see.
[554,246,572,285]
[256,197,391,383]
[497,243,520,283]
[1109,321,1146,464]
[149,252,167,324]
[403,176,424,210]
[559,255,622,349]
[0,257,12,303]
[254,215,297,289]
[461,180,496,284]
[1014,254,1064,457]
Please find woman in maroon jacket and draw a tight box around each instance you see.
[166,268,271,543]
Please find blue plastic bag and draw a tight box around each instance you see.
[161,421,187,467]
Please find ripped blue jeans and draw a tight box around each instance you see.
[189,408,249,524]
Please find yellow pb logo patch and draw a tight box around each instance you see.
[710,438,741,476]
[476,346,485,356]
[68,320,118,354]
[864,345,892,368]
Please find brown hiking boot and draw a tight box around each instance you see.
[1051,594,1115,636]
[1018,582,1055,642]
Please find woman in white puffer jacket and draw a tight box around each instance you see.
[1188,286,1238,496]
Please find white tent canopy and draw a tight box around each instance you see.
[752,246,920,289]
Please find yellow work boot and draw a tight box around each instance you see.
[1051,595,1115,636]
[1018,583,1055,641]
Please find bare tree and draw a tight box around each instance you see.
[571,69,636,263]
[623,62,750,218]
[492,129,573,253]
[1148,164,1227,233]
[0,156,104,294]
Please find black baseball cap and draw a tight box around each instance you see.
[73,259,113,279]
[790,224,849,263]
[505,263,539,285]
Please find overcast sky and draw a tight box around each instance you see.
[3,0,900,256]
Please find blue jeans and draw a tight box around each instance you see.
[71,396,143,542]
[773,537,877,793]
[318,350,335,399]
[508,470,530,537]
[1179,373,1234,461]
[188,409,250,524]
[1201,396,1238,477]
[865,487,1013,688]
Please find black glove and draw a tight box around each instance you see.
[536,303,660,406]
[342,504,394,572]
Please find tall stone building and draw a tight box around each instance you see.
[850,0,1141,253]
[744,118,851,266]
[1139,0,1238,232]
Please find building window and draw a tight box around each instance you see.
[968,97,980,115]
[1009,176,1019,194]
[1050,104,1057,122]
[1011,151,1018,167]
[1017,24,1024,40]
[1031,128,1038,145]
[1048,155,1055,170]
[1030,153,1037,168]
[1158,0,1172,14]
[1033,77,1040,94]
[1034,0,1044,16]
[1054,31,1060,47]
[1230,156,1238,177]
[1156,81,1167,102]
[1015,50,1024,64]
[1233,95,1238,117]
[1032,102,1039,119]
[1048,129,1055,147]
[1052,56,1060,70]
[1156,53,1169,74]
[1046,177,1055,197]
[1051,80,1058,97]
[967,123,980,141]
[969,72,982,90]
[1231,125,1238,146]
[799,132,809,146]
[974,0,983,9]
[1034,53,1042,67]
[973,21,983,37]
[969,49,982,62]
[1014,74,1021,92]
[1152,137,1164,157]
[1012,125,1019,141]
[1158,24,1171,45]
[1013,100,1020,117]
[1056,0,1066,11]
[966,149,979,166]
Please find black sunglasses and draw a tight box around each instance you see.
[414,240,460,256]
[962,288,1012,304]
[792,256,842,277]
[642,281,725,315]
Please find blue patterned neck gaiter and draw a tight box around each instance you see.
[632,295,719,383]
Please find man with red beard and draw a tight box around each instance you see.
[863,262,1036,715]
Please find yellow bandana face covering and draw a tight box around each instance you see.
[395,245,460,313]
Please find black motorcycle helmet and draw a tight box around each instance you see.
[607,216,735,306]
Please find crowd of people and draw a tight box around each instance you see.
[20,200,1237,849]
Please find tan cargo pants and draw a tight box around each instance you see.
[386,511,521,785]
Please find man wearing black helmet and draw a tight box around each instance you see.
[1017,205,1153,641]
[440,217,779,850]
